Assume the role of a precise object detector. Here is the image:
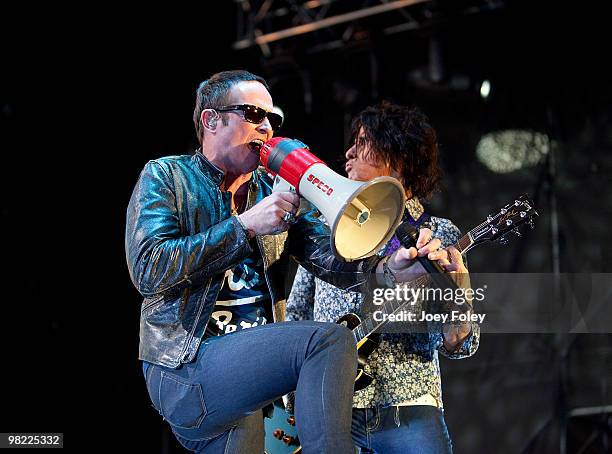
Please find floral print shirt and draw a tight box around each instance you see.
[286,197,480,408]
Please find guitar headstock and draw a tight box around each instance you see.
[469,194,538,246]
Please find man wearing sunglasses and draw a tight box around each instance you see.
[126,70,444,453]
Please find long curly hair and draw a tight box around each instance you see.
[350,101,442,200]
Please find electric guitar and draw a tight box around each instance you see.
[340,194,538,391]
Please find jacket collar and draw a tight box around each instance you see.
[193,150,225,187]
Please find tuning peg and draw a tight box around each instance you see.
[500,208,507,215]
[491,227,498,235]
[273,427,299,446]
[520,211,526,218]
[515,200,521,206]
[287,416,296,426]
[282,434,298,446]
[513,228,522,237]
[487,215,493,223]
[505,219,513,226]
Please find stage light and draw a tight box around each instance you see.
[476,130,550,174]
[480,80,491,99]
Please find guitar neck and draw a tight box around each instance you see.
[456,232,475,255]
[351,195,537,345]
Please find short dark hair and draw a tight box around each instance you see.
[193,70,270,145]
[351,101,442,200]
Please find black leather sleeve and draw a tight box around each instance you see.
[286,203,381,293]
[125,160,253,297]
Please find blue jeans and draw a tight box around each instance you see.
[351,406,453,454]
[143,321,357,453]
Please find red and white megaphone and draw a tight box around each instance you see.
[260,137,406,261]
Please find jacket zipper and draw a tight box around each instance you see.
[179,183,224,363]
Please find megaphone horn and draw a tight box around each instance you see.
[260,137,406,261]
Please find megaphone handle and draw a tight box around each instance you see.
[272,174,307,219]
[272,175,296,193]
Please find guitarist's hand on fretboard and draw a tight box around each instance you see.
[435,246,467,274]
[378,227,468,284]
[435,246,471,294]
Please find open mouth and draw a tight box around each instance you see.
[248,139,264,154]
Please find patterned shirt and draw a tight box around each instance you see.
[286,197,480,408]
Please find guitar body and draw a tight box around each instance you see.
[264,402,302,454]
[337,313,380,391]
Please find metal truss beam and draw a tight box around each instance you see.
[233,0,429,50]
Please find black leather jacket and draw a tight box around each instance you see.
[126,152,380,368]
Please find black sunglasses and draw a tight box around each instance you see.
[215,104,283,130]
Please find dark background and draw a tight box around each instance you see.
[2,1,611,452]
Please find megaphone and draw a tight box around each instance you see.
[260,137,406,261]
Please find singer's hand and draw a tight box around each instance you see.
[237,192,300,237]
